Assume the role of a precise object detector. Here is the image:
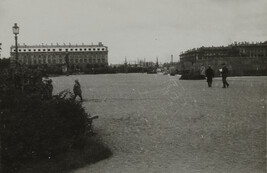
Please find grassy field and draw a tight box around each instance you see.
[52,74,266,173]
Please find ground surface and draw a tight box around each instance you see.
[52,74,267,173]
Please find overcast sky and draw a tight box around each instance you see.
[0,0,266,64]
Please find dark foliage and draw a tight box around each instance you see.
[243,69,267,76]
[112,66,148,73]
[0,58,10,69]
[45,65,64,75]
[0,67,104,173]
[128,67,148,73]
[1,91,87,159]
[84,67,116,74]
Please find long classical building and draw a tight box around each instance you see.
[10,42,108,70]
[179,41,267,76]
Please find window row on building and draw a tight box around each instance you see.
[12,47,107,53]
[15,53,107,58]
[18,57,107,65]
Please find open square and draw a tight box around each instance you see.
[52,74,266,173]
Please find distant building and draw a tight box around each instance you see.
[179,41,267,76]
[10,42,108,71]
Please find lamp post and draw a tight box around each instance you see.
[0,43,2,58]
[12,23,19,67]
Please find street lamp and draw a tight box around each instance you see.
[12,23,19,66]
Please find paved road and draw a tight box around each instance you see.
[52,74,267,173]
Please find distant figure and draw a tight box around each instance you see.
[205,65,214,87]
[73,79,83,101]
[43,79,53,99]
[221,64,229,88]
[47,79,53,98]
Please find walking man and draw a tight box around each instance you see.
[73,79,83,101]
[221,64,229,88]
[205,65,214,87]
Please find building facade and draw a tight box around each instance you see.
[179,41,267,76]
[10,42,108,71]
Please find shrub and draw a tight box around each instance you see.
[84,67,116,74]
[0,67,89,172]
[1,89,89,172]
[1,66,112,173]
[15,138,112,173]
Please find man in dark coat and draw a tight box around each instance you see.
[73,79,83,101]
[205,65,214,87]
[221,64,229,88]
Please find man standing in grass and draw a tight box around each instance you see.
[73,79,83,101]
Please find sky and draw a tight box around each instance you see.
[0,0,267,64]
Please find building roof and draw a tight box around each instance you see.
[180,41,267,56]
[10,42,107,49]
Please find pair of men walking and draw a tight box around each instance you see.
[205,64,229,88]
